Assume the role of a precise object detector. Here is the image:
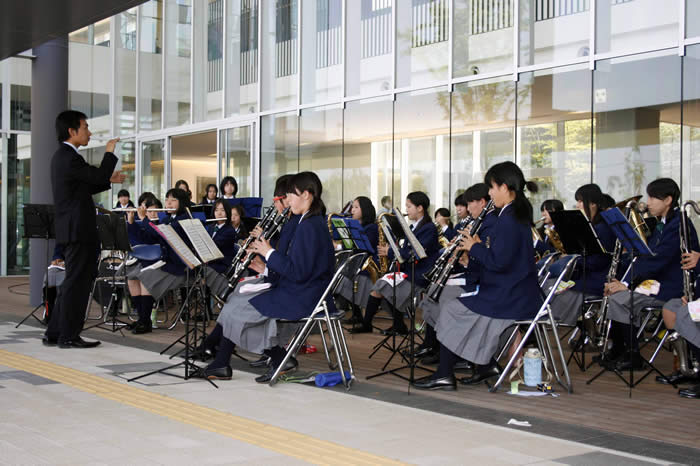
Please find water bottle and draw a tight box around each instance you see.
[523,348,542,387]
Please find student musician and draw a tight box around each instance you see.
[201,183,218,205]
[336,196,379,325]
[417,183,497,365]
[604,179,693,371]
[350,191,441,336]
[414,162,542,391]
[547,184,616,326]
[198,171,335,382]
[206,200,237,274]
[661,249,700,397]
[175,179,193,206]
[220,176,238,200]
[126,188,193,334]
[435,208,456,242]
[454,194,470,227]
[231,204,248,240]
[114,189,135,210]
[535,199,564,257]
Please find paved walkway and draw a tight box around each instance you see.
[0,322,679,465]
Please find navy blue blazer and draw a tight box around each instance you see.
[461,205,542,320]
[442,226,457,242]
[570,220,617,296]
[264,213,300,285]
[462,210,498,288]
[207,223,237,274]
[251,214,335,321]
[133,213,192,276]
[388,217,441,288]
[621,209,698,301]
[534,232,557,257]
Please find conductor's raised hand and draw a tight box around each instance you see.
[110,170,127,184]
[106,137,120,154]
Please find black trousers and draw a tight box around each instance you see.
[46,241,99,341]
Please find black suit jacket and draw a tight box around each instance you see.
[51,143,117,244]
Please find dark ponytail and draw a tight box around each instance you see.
[288,171,326,218]
[484,161,538,226]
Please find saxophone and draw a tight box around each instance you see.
[436,222,450,249]
[376,212,394,275]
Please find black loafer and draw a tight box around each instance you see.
[678,384,700,399]
[191,346,215,362]
[412,375,456,391]
[201,365,232,380]
[454,360,473,372]
[131,322,152,335]
[380,325,408,336]
[420,353,440,365]
[58,337,101,349]
[249,356,271,368]
[614,355,645,372]
[459,365,500,385]
[42,335,58,346]
[349,324,372,334]
[255,357,298,384]
[413,346,434,359]
[656,371,699,385]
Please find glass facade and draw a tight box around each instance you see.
[2,0,700,274]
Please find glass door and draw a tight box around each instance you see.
[139,139,167,201]
[219,123,255,197]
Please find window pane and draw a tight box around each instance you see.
[10,84,31,131]
[301,0,343,104]
[519,0,589,67]
[261,112,298,204]
[596,0,678,55]
[343,97,393,210]
[299,105,343,212]
[345,0,392,98]
[172,131,218,203]
[683,45,700,201]
[142,140,167,200]
[116,8,137,135]
[394,88,450,212]
[688,0,700,38]
[396,0,450,88]
[115,141,137,206]
[451,77,515,199]
[165,0,193,127]
[7,134,31,275]
[226,0,259,116]
[453,0,514,78]
[139,1,163,131]
[80,145,112,208]
[261,0,299,110]
[593,51,681,202]
[220,126,252,197]
[518,65,592,213]
[193,0,224,121]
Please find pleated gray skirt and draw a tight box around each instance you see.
[336,274,373,308]
[139,267,189,301]
[543,278,587,326]
[607,291,664,326]
[125,261,142,280]
[418,285,463,328]
[435,298,514,365]
[371,278,417,312]
[217,277,299,355]
[46,267,65,288]
[665,298,700,348]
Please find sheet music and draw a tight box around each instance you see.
[152,223,202,269]
[393,208,427,259]
[380,217,404,264]
[179,219,224,263]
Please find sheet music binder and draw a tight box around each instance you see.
[550,209,607,256]
[151,223,202,269]
[380,215,404,264]
[392,208,427,260]
[601,208,655,259]
[179,219,225,264]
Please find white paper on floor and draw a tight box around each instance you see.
[507,419,532,427]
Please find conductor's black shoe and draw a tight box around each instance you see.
[131,322,152,334]
[349,323,372,334]
[454,360,473,372]
[459,364,500,385]
[255,357,298,384]
[42,335,58,346]
[656,371,698,385]
[249,356,271,368]
[678,384,700,399]
[200,365,232,380]
[412,375,456,391]
[420,352,440,365]
[58,337,101,349]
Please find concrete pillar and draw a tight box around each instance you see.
[29,37,68,306]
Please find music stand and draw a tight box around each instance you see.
[16,204,55,328]
[550,210,607,370]
[586,207,671,396]
[83,214,132,334]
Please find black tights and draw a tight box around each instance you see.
[610,320,639,354]
[206,323,287,370]
[363,295,407,331]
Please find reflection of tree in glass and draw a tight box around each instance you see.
[606,147,646,199]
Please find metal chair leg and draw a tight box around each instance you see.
[269,319,313,386]
[324,313,347,388]
[491,320,538,392]
[335,319,355,386]
[548,312,573,393]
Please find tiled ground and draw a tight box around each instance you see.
[0,322,682,466]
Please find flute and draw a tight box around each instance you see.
[205,218,229,222]
[112,208,174,212]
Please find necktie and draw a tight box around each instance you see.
[656,222,664,234]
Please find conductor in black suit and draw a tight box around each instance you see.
[43,110,125,348]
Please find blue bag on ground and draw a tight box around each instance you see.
[315,371,351,387]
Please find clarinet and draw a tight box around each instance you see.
[426,200,494,302]
[224,204,278,280]
[423,215,473,283]
[215,207,291,305]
